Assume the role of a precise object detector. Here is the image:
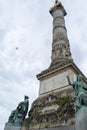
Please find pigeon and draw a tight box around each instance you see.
[16,47,19,50]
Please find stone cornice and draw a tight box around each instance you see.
[37,61,87,83]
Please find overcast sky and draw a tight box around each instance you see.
[0,0,87,129]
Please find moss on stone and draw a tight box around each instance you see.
[58,96,69,107]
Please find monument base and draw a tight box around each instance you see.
[21,124,75,130]
[39,125,74,130]
[75,109,87,130]
[4,125,21,130]
[28,90,74,130]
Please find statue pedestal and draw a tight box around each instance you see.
[75,109,87,130]
[4,125,21,130]
[38,125,74,130]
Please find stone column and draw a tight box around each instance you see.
[50,2,72,67]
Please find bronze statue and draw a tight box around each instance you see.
[7,96,29,126]
[67,75,87,112]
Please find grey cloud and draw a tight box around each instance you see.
[0,0,87,130]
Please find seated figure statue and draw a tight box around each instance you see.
[67,75,87,112]
[7,95,29,126]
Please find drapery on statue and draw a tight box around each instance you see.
[7,96,29,126]
[67,75,87,112]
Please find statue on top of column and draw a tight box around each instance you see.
[55,0,58,4]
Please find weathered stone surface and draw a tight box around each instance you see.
[4,125,21,130]
[39,125,74,130]
[49,2,73,67]
[28,90,75,130]
[21,126,27,130]
[21,118,29,130]
[39,68,76,96]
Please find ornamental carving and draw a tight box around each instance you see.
[52,42,71,61]
[28,91,74,129]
